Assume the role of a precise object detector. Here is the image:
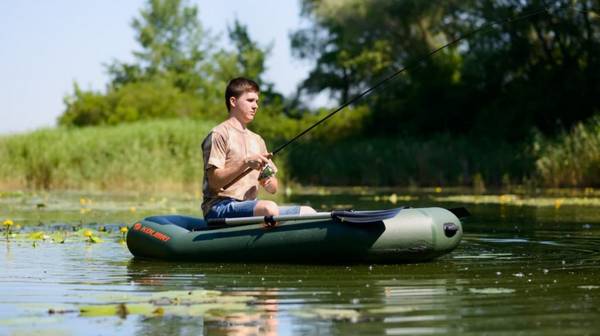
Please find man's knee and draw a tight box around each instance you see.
[299,206,317,215]
[254,200,279,216]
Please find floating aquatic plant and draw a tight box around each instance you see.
[50,232,66,244]
[49,290,257,319]
[371,193,416,204]
[2,219,18,240]
[79,198,93,206]
[119,226,128,238]
[292,308,360,322]
[3,219,13,236]
[469,288,516,294]
[432,194,600,208]
[82,229,103,243]
[28,231,48,240]
[1,224,132,245]
[118,226,128,244]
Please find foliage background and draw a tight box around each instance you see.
[1,0,599,190]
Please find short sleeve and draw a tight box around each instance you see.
[202,131,228,170]
[258,135,268,153]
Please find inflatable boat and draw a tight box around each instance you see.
[126,207,466,263]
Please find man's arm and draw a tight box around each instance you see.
[207,153,270,191]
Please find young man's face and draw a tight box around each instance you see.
[231,91,259,125]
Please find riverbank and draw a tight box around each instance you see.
[1,116,598,190]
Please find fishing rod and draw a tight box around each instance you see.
[221,4,552,191]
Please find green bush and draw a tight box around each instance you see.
[535,115,600,187]
[59,79,222,127]
[59,86,110,127]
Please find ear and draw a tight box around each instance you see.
[229,96,237,109]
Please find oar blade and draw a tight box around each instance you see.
[331,207,403,224]
[447,207,471,218]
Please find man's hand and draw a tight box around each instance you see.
[244,152,271,170]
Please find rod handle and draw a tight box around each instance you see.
[220,153,273,191]
[220,167,253,191]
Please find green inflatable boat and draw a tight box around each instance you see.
[126,207,466,263]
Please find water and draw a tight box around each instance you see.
[1,190,599,335]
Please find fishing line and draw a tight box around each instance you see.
[223,2,592,190]
[271,5,551,155]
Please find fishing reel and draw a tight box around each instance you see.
[258,164,275,181]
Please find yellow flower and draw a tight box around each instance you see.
[83,229,93,238]
[554,198,564,209]
[3,219,14,227]
[119,226,128,234]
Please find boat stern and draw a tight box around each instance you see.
[427,207,464,255]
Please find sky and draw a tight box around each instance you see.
[0,1,316,135]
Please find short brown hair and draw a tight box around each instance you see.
[225,77,260,111]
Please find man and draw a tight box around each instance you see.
[201,77,315,221]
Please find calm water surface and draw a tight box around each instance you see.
[1,190,599,335]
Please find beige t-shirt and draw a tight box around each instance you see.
[201,118,268,215]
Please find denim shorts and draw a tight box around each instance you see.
[204,198,301,220]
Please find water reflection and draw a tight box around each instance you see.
[1,191,600,335]
[126,260,288,335]
[125,259,473,334]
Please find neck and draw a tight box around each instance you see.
[228,114,247,130]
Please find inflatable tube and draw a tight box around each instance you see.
[126,207,463,263]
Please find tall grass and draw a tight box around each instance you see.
[1,113,598,190]
[535,115,600,187]
[0,119,217,191]
[286,135,534,188]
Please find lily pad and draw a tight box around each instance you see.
[67,290,257,318]
[468,288,516,294]
[28,231,49,240]
[50,232,66,244]
[368,306,417,314]
[89,236,103,243]
[292,308,360,321]
[577,285,600,290]
[79,303,155,318]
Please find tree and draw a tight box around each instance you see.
[59,84,110,127]
[291,0,455,101]
[107,0,212,93]
[291,0,600,140]
[211,19,284,116]
[60,0,283,126]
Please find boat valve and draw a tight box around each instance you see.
[443,222,459,238]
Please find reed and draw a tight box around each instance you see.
[285,135,534,188]
[535,115,600,187]
[0,119,217,191]
[2,114,598,190]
